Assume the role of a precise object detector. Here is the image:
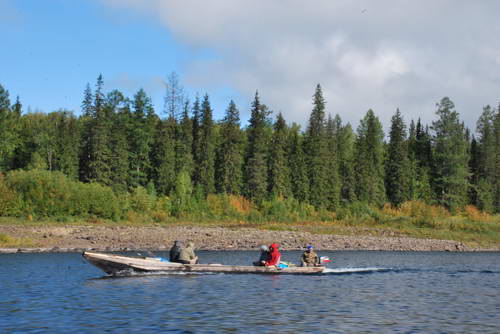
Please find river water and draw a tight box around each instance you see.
[1,251,499,333]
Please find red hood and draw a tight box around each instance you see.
[270,243,279,250]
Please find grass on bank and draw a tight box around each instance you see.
[0,170,499,248]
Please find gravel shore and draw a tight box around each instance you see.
[1,224,496,253]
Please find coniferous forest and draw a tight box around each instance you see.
[1,74,500,226]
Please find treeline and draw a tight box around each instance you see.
[0,74,499,217]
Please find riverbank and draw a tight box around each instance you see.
[1,224,498,253]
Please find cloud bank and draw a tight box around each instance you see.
[101,0,500,130]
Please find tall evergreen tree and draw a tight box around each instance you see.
[195,94,216,196]
[354,109,386,205]
[152,116,177,195]
[493,107,500,212]
[53,111,80,179]
[106,90,131,192]
[288,124,309,202]
[129,88,155,188]
[176,100,194,176]
[324,114,341,209]
[431,97,470,211]
[87,74,113,185]
[268,113,291,198]
[216,100,244,194]
[244,92,271,203]
[385,109,409,206]
[304,84,329,208]
[191,95,202,184]
[336,119,356,203]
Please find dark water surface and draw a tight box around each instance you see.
[1,251,499,333]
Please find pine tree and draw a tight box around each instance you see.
[385,109,409,206]
[354,109,386,205]
[431,97,470,211]
[244,91,271,203]
[216,100,244,194]
[195,94,216,196]
[304,84,329,208]
[268,113,291,198]
[288,124,309,202]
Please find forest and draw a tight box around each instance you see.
[0,73,499,228]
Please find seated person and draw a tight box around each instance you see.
[264,243,281,267]
[169,240,183,263]
[301,245,320,267]
[177,241,198,264]
[253,245,269,266]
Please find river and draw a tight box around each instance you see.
[1,251,499,333]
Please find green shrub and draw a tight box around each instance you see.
[0,173,22,216]
[4,170,121,220]
[129,186,155,213]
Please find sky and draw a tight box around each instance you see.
[1,0,500,131]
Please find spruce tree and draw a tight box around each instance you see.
[385,109,409,206]
[191,95,202,185]
[493,107,500,212]
[268,113,291,198]
[216,100,244,194]
[288,124,309,202]
[106,90,131,192]
[129,88,154,188]
[304,84,329,208]
[324,114,341,209]
[87,74,113,186]
[195,94,216,196]
[354,109,386,206]
[336,120,356,203]
[431,97,470,211]
[152,116,177,195]
[176,100,194,177]
[52,110,80,179]
[244,91,271,203]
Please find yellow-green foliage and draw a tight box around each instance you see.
[0,174,22,216]
[0,233,33,247]
[4,170,120,220]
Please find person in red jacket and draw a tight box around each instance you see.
[264,243,281,266]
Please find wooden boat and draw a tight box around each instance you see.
[82,251,325,276]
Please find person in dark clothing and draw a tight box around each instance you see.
[169,240,183,263]
[253,245,269,266]
[264,243,281,267]
[301,245,320,266]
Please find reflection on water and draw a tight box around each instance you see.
[1,251,500,333]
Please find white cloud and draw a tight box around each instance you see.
[100,0,500,131]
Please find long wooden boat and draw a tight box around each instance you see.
[82,251,325,275]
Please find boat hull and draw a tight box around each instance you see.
[82,251,325,275]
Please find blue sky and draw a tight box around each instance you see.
[1,0,238,120]
[2,0,500,130]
